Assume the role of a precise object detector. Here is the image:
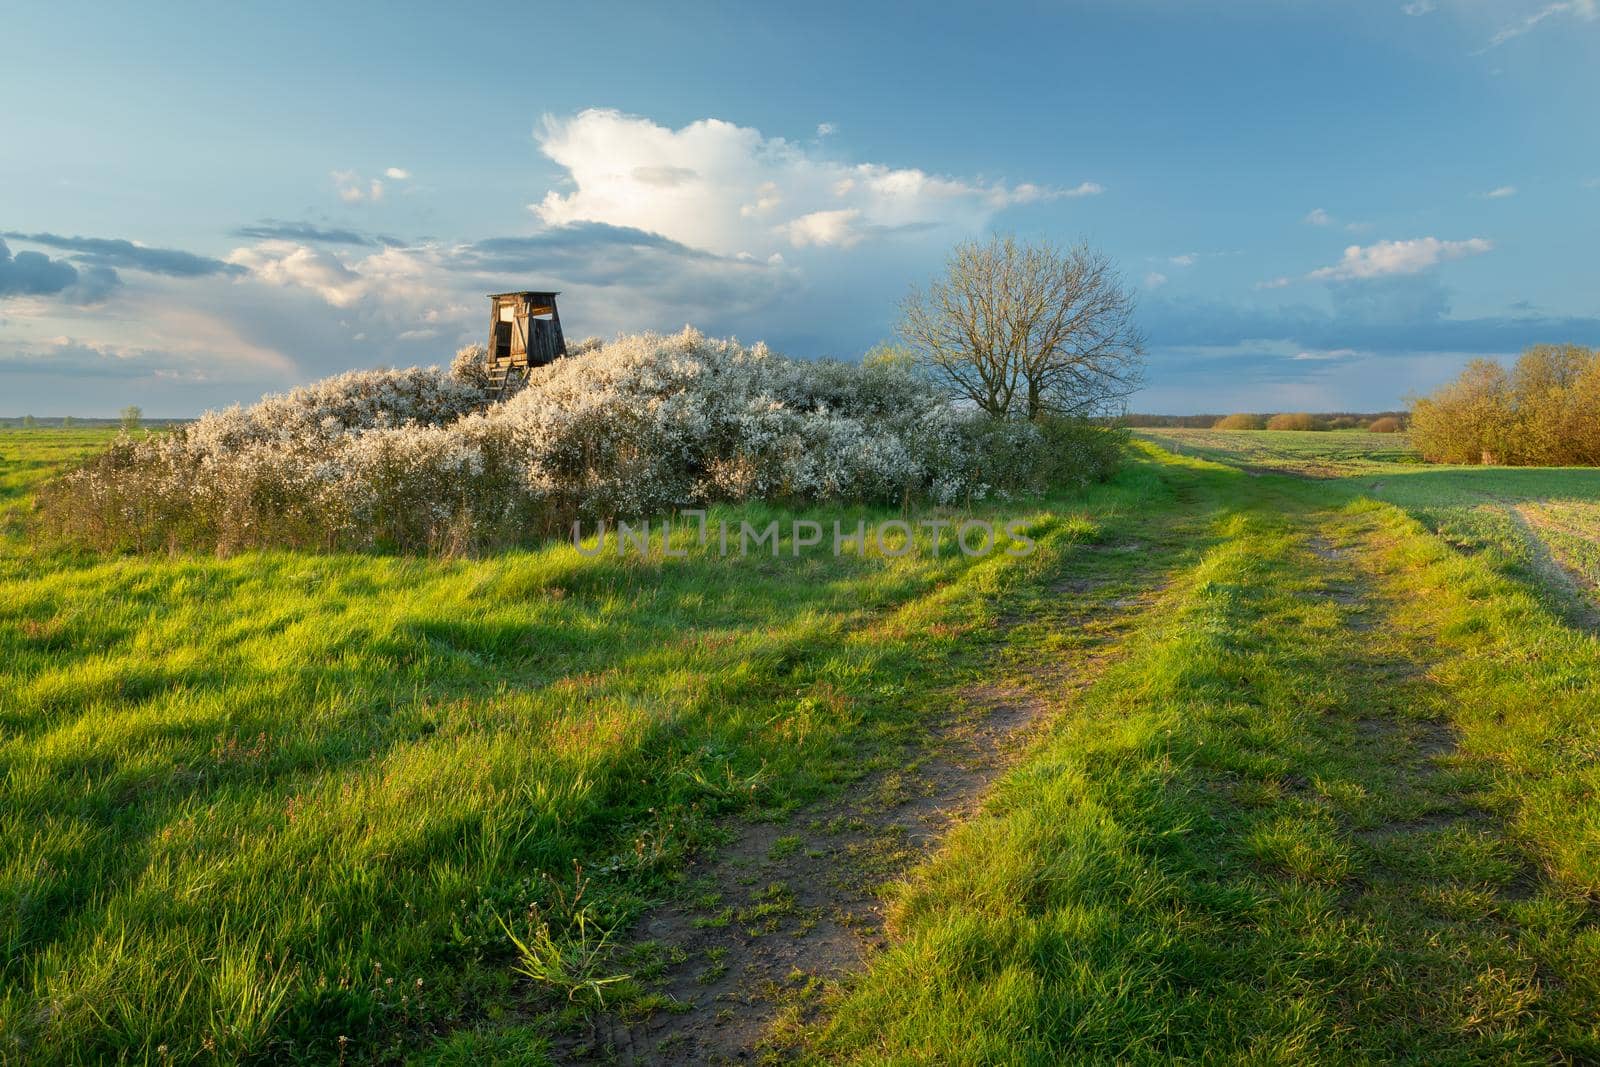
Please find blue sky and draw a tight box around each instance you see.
[2,0,1597,415]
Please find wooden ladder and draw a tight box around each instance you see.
[486,361,525,402]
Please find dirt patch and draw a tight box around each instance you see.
[558,563,1171,1064]
[1242,463,1325,481]
[1328,522,1541,910]
[1307,536,1343,561]
[1052,576,1105,594]
[560,686,1046,1064]
[1353,714,1454,760]
[1308,536,1373,617]
[1084,541,1144,554]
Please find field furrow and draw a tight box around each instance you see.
[562,470,1210,1063]
[6,430,1600,1064]
[807,458,1600,1062]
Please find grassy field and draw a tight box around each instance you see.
[819,445,1600,1061]
[1142,427,1600,596]
[1134,426,1423,476]
[4,427,1600,1063]
[0,429,1105,1063]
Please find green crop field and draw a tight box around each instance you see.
[4,427,1600,1063]
[1136,427,1425,475]
[1141,427,1600,600]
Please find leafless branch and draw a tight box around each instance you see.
[898,235,1144,419]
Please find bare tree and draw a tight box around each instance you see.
[898,235,1144,419]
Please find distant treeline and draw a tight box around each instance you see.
[1,416,190,429]
[1121,412,1408,429]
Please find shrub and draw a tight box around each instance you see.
[861,341,919,374]
[1367,416,1403,434]
[448,343,490,390]
[1410,346,1600,465]
[1037,417,1129,485]
[1409,359,1509,464]
[39,329,1122,554]
[1213,413,1265,430]
[1265,412,1320,431]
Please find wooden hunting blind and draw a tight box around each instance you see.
[487,291,567,396]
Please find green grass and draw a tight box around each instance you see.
[1140,426,1600,590]
[0,428,1133,1062]
[0,429,119,531]
[812,447,1600,1062]
[812,438,1600,1062]
[5,426,1600,1063]
[1137,427,1423,475]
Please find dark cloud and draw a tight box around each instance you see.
[231,220,375,246]
[0,238,121,302]
[445,223,780,302]
[1136,273,1600,407]
[2,231,244,278]
[0,238,80,296]
[0,339,167,380]
[1144,291,1600,359]
[454,222,733,266]
[62,265,121,305]
[1326,275,1451,325]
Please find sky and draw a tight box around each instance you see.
[2,0,1597,416]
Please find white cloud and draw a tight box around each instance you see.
[1060,181,1105,198]
[1481,185,1517,198]
[1308,237,1493,281]
[1144,272,1169,289]
[529,109,1089,258]
[1154,250,1240,271]
[333,170,384,202]
[1479,0,1597,50]
[228,241,370,306]
[1402,0,1435,14]
[218,222,793,373]
[1256,276,1292,290]
[739,181,783,218]
[385,167,411,180]
[816,122,836,137]
[225,241,450,314]
[783,209,865,248]
[1305,207,1370,231]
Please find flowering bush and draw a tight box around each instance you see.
[40,329,1122,554]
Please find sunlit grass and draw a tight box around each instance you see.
[7,428,1600,1062]
[1137,427,1422,474]
[815,446,1600,1061]
[0,426,1132,1062]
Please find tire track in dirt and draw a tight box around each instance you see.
[1295,517,1569,1049]
[557,546,1179,1065]
[1504,504,1600,631]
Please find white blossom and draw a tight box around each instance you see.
[50,329,1077,553]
